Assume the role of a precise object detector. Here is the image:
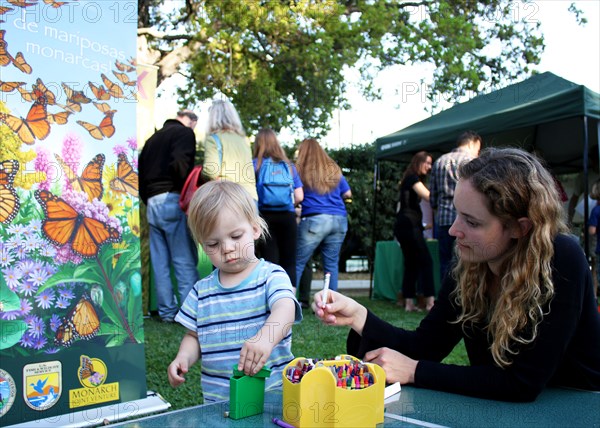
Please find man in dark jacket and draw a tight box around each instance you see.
[139,110,199,322]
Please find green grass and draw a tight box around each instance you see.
[143,296,468,410]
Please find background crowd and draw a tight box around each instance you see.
[138,98,599,404]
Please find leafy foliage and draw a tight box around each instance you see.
[138,0,549,136]
[325,144,405,269]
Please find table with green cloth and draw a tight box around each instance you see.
[373,240,441,301]
[111,386,599,427]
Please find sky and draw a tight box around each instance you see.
[155,0,600,149]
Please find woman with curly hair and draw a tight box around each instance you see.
[313,147,600,401]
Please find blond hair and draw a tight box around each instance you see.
[451,147,568,368]
[295,138,342,194]
[187,181,268,245]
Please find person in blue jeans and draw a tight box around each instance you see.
[295,138,352,307]
[139,110,200,322]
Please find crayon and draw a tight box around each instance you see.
[272,417,296,428]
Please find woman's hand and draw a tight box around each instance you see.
[364,347,418,384]
[312,290,368,334]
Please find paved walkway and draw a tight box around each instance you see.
[310,279,371,291]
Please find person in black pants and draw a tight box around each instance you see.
[393,151,435,311]
[253,128,304,289]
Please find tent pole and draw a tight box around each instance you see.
[583,116,590,261]
[369,160,379,299]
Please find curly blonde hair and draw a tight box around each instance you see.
[451,148,568,368]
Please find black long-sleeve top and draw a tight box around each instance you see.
[139,119,196,204]
[348,234,600,402]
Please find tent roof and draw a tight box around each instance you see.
[375,72,599,173]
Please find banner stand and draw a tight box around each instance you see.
[6,391,170,428]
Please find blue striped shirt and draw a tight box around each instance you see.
[175,260,302,402]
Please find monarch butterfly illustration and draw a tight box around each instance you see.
[55,153,105,201]
[0,99,50,145]
[11,51,31,74]
[77,111,115,140]
[35,189,121,258]
[54,295,101,347]
[115,59,135,73]
[7,0,37,7]
[100,73,125,99]
[0,6,15,16]
[29,78,56,104]
[0,159,20,223]
[0,80,24,92]
[0,30,13,66]
[93,102,115,115]
[44,0,67,8]
[47,110,72,125]
[112,70,136,87]
[79,355,97,379]
[62,82,91,109]
[56,100,82,113]
[110,153,138,197]
[88,81,110,101]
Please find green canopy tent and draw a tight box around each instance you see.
[373,72,600,262]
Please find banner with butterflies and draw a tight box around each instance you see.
[0,1,146,425]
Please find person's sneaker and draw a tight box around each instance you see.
[161,318,175,323]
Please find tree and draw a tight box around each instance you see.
[137,0,551,136]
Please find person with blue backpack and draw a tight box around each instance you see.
[253,128,304,288]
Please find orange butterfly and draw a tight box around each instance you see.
[55,153,104,201]
[100,73,125,99]
[0,29,12,66]
[115,59,135,72]
[0,159,20,223]
[93,102,115,114]
[89,81,110,101]
[0,100,50,145]
[110,153,138,197]
[112,70,136,87]
[35,189,121,258]
[0,80,25,92]
[18,78,56,104]
[0,6,15,16]
[62,82,91,109]
[56,101,82,113]
[79,355,98,379]
[54,295,101,347]
[44,0,66,8]
[47,110,72,125]
[77,111,115,140]
[7,0,37,7]
[12,51,31,74]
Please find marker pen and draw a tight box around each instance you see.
[321,272,331,308]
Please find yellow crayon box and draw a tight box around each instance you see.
[281,355,385,427]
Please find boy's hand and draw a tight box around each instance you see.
[167,357,189,387]
[238,333,274,375]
